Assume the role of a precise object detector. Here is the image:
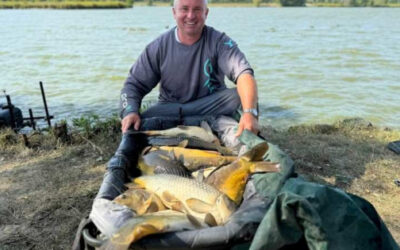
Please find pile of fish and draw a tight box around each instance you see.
[106,123,280,249]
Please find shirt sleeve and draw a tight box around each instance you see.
[216,33,254,84]
[119,41,161,118]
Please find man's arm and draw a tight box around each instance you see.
[119,42,161,133]
[235,73,259,137]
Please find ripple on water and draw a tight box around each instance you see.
[1,8,399,129]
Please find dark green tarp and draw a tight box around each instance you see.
[240,131,399,250]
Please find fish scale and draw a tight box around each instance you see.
[134,174,221,204]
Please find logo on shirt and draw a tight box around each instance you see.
[224,39,234,48]
[203,59,218,93]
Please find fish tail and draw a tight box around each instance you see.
[250,162,280,173]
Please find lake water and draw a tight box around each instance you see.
[0,7,399,129]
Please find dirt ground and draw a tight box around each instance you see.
[0,118,399,249]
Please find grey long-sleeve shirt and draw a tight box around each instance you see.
[120,25,253,118]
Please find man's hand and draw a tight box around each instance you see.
[235,112,259,137]
[121,113,141,133]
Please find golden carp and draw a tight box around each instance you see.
[125,123,220,145]
[154,146,237,171]
[132,174,237,226]
[138,147,191,177]
[105,210,207,250]
[113,188,166,215]
[205,143,280,204]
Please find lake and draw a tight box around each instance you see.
[0,7,399,129]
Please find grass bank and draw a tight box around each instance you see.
[0,116,399,249]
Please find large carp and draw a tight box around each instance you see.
[132,174,237,226]
[154,146,237,171]
[105,210,207,250]
[147,135,233,155]
[125,123,220,145]
[204,142,280,204]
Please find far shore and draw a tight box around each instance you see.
[1,1,399,9]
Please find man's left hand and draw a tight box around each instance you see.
[235,112,259,137]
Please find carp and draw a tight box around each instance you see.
[105,210,207,250]
[205,142,280,204]
[138,147,191,177]
[132,174,237,226]
[154,146,237,171]
[113,188,166,215]
[147,135,233,155]
[125,123,220,145]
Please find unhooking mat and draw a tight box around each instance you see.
[79,116,399,250]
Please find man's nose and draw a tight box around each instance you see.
[187,10,195,18]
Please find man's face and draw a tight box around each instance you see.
[173,0,209,39]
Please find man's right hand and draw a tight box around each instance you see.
[121,113,141,133]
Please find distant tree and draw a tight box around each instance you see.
[253,0,261,6]
[280,0,305,5]
[126,0,133,7]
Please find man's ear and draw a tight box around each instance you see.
[172,7,177,18]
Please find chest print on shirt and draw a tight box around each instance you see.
[203,59,218,93]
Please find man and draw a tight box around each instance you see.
[120,0,259,137]
[96,0,260,200]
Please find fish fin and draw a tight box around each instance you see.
[241,142,268,162]
[178,139,189,148]
[250,162,280,173]
[137,198,151,215]
[132,223,160,242]
[141,194,163,214]
[167,149,177,161]
[186,198,213,213]
[161,191,186,212]
[200,121,221,146]
[186,214,204,228]
[195,169,204,182]
[204,213,218,227]
[200,121,212,133]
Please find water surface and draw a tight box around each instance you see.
[0,8,399,129]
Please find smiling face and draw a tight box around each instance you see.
[173,0,209,44]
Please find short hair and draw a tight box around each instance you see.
[173,0,208,8]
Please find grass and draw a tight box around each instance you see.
[0,116,399,248]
